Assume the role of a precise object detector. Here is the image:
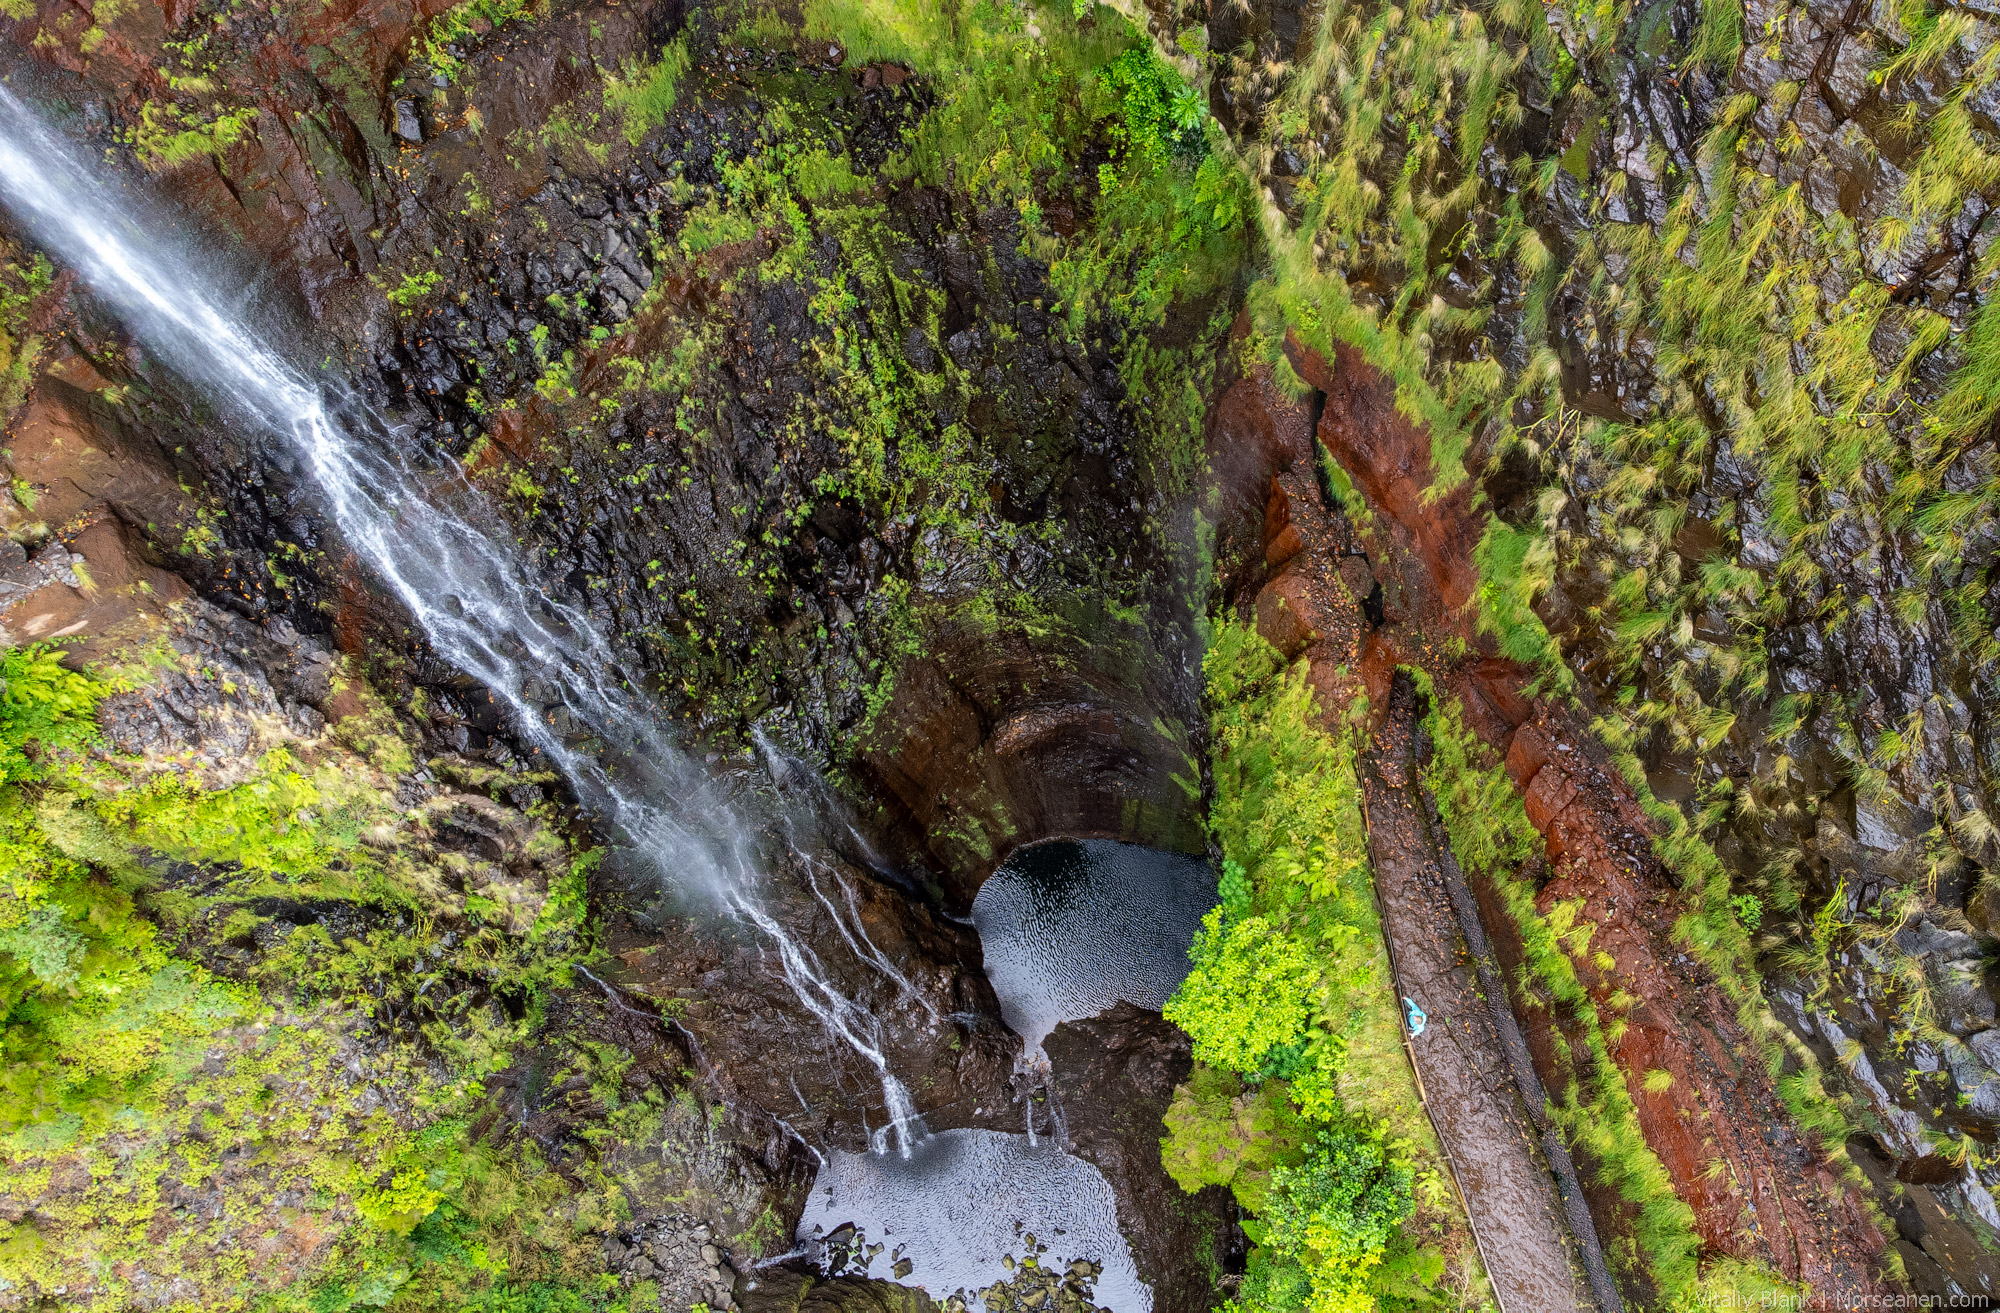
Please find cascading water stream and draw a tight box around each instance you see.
[0,83,921,1156]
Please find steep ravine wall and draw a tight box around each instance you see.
[1172,0,2000,1295]
[10,0,2000,1306]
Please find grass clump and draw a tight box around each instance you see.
[604,38,691,146]
[127,100,258,171]
[0,247,51,420]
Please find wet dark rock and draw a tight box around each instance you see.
[601,855,1020,1155]
[1042,1004,1236,1313]
[739,1270,937,1313]
[392,97,424,144]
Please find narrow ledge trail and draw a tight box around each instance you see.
[1360,671,1615,1313]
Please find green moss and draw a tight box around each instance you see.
[801,0,956,68]
[0,630,619,1309]
[0,248,51,419]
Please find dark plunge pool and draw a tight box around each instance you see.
[971,839,1217,1059]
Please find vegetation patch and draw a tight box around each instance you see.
[1160,619,1490,1313]
[0,246,52,422]
[0,629,639,1311]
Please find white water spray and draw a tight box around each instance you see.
[0,84,918,1153]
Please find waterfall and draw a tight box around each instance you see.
[0,85,919,1157]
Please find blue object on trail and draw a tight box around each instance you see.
[1404,997,1427,1037]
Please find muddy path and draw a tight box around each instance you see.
[1360,673,1608,1313]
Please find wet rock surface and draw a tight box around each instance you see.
[600,853,1023,1154]
[742,1268,941,1313]
[603,1214,745,1311]
[1043,1005,1237,1313]
[19,0,2000,1302]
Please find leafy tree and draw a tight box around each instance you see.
[1165,908,1318,1073]
[1261,1126,1415,1313]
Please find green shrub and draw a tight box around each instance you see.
[1261,1125,1415,1313]
[1161,1065,1313,1210]
[1168,907,1322,1072]
[0,785,248,1141]
[1100,45,1207,162]
[1234,1245,1315,1313]
[387,270,445,313]
[0,645,103,785]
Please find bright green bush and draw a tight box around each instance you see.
[1235,1246,1315,1313]
[0,645,104,784]
[0,786,247,1142]
[1167,909,1319,1072]
[1100,45,1207,162]
[1262,1127,1415,1313]
[0,648,248,1141]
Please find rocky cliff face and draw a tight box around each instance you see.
[1177,0,2000,1298]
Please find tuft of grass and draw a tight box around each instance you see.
[603,38,691,146]
[128,102,257,172]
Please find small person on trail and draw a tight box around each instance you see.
[1404,997,1427,1038]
